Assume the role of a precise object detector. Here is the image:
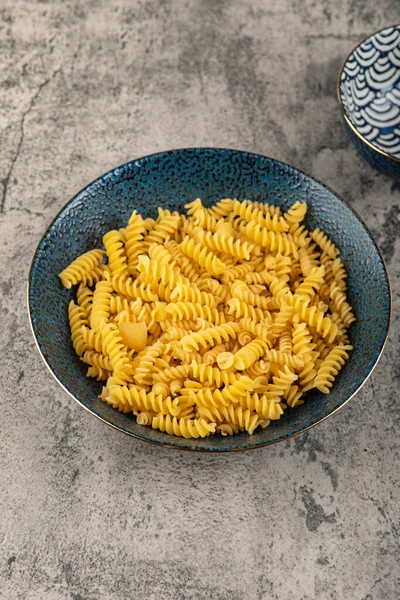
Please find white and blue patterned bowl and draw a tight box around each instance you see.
[338,25,400,177]
[28,149,391,451]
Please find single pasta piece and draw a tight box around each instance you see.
[179,235,226,275]
[136,411,155,426]
[90,277,113,330]
[314,345,353,393]
[81,349,112,371]
[245,222,299,258]
[118,321,148,352]
[265,349,304,370]
[103,230,128,276]
[76,285,93,316]
[152,414,216,439]
[125,211,145,273]
[283,201,307,225]
[311,228,339,259]
[86,365,111,381]
[68,301,89,356]
[199,230,252,260]
[180,322,240,352]
[59,249,105,288]
[233,338,268,370]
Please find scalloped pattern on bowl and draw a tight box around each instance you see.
[28,148,391,451]
[339,25,400,158]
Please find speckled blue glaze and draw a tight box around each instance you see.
[338,25,400,177]
[28,148,391,451]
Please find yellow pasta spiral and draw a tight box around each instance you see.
[170,283,219,307]
[265,349,304,370]
[190,362,242,387]
[152,414,216,438]
[284,385,304,407]
[217,423,241,436]
[136,411,156,426]
[109,294,136,314]
[180,322,240,352]
[198,405,261,434]
[192,208,221,233]
[237,393,284,420]
[294,266,325,298]
[331,258,348,291]
[137,254,184,289]
[207,198,235,219]
[111,274,159,302]
[143,213,180,249]
[107,385,185,416]
[99,322,133,380]
[152,364,191,383]
[179,236,226,275]
[233,338,268,370]
[311,228,339,258]
[185,198,204,215]
[245,222,299,258]
[165,240,202,282]
[268,304,294,342]
[81,325,103,352]
[81,349,112,370]
[86,365,111,381]
[201,343,226,365]
[133,342,167,384]
[80,265,110,288]
[227,298,269,322]
[286,295,339,343]
[288,222,311,248]
[125,211,145,273]
[231,281,272,310]
[221,257,263,283]
[76,285,93,316]
[68,301,89,356]
[103,230,128,276]
[164,302,224,324]
[298,247,318,277]
[266,365,298,397]
[283,201,307,225]
[232,199,288,232]
[329,282,356,326]
[292,322,313,355]
[278,328,292,353]
[314,345,353,393]
[90,278,113,330]
[269,277,291,299]
[243,360,271,378]
[297,354,317,391]
[59,249,105,288]
[190,377,253,409]
[199,230,251,260]
[239,317,271,340]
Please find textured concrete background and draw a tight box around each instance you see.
[1,1,399,599]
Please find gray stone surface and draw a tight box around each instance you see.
[1,1,399,598]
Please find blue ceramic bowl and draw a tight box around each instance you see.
[338,25,400,177]
[28,148,391,451]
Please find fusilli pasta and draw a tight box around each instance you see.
[60,197,354,438]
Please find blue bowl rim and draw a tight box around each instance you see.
[27,147,392,452]
[337,23,400,164]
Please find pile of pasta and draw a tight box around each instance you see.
[59,197,355,439]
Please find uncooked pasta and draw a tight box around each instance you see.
[59,198,354,439]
